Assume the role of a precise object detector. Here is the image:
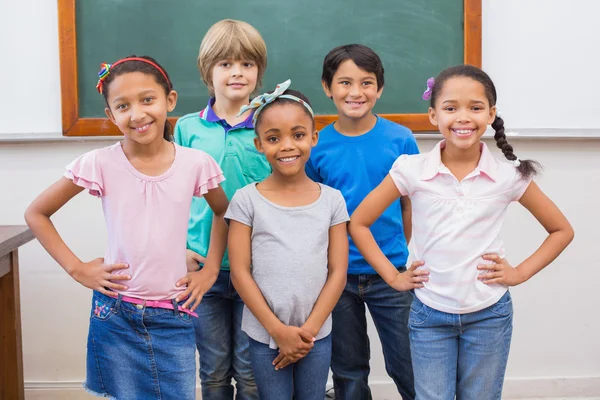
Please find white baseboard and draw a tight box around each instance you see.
[502,376,600,398]
[24,377,600,399]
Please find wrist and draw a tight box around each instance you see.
[302,322,320,337]
[383,269,401,286]
[65,259,83,277]
[267,321,285,338]
[201,262,221,276]
[514,265,530,285]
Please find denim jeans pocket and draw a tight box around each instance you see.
[487,291,513,317]
[409,296,433,326]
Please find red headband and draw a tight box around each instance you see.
[96,57,172,94]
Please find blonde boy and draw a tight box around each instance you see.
[174,19,269,400]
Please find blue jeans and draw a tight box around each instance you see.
[84,291,196,400]
[194,269,257,400]
[248,335,332,400]
[331,268,415,400]
[409,291,513,400]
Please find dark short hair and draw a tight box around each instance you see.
[321,44,384,90]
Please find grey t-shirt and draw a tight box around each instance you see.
[225,182,349,348]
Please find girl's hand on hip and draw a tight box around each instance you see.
[175,267,219,312]
[389,261,429,291]
[71,258,130,297]
[477,254,525,286]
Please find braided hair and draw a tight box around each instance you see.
[429,65,540,179]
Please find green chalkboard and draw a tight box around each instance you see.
[76,0,465,119]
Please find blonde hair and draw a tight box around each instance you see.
[198,19,267,96]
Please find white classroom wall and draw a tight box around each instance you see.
[0,0,599,398]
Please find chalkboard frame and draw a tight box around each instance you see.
[58,0,481,136]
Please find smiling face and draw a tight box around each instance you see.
[210,59,259,104]
[254,102,318,179]
[428,76,496,151]
[104,71,177,146]
[322,59,383,122]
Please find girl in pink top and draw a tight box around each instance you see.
[25,56,229,400]
[349,65,574,399]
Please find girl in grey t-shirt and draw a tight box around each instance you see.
[225,81,349,400]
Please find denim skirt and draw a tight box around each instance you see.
[83,291,196,399]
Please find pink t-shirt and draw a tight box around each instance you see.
[389,140,531,314]
[64,142,224,300]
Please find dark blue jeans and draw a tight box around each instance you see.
[331,269,415,400]
[249,335,332,400]
[194,269,258,400]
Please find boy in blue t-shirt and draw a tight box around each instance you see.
[306,44,419,400]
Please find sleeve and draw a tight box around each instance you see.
[194,153,225,197]
[330,189,350,227]
[511,171,533,202]
[224,189,253,227]
[305,156,323,183]
[404,133,420,155]
[388,154,412,196]
[63,150,104,197]
[173,118,187,147]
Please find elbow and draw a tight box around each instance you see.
[339,272,347,289]
[230,265,242,291]
[24,205,36,229]
[565,224,575,246]
[348,218,369,243]
[348,219,359,242]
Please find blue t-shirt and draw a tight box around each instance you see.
[306,116,419,275]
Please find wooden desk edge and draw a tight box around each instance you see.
[0,226,34,258]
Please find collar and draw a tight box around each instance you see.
[420,140,498,182]
[200,98,254,129]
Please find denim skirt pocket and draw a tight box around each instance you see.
[90,292,117,322]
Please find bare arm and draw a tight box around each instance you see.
[302,222,348,337]
[400,196,412,244]
[24,177,130,296]
[229,220,314,361]
[349,175,428,290]
[478,181,574,285]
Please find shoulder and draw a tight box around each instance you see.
[233,182,256,198]
[78,142,121,164]
[175,112,218,132]
[318,184,346,204]
[230,183,257,206]
[375,117,413,136]
[175,143,208,159]
[175,144,220,169]
[390,152,427,174]
[175,112,201,127]
[375,117,418,146]
[314,123,336,145]
[319,183,342,197]
[493,156,527,184]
